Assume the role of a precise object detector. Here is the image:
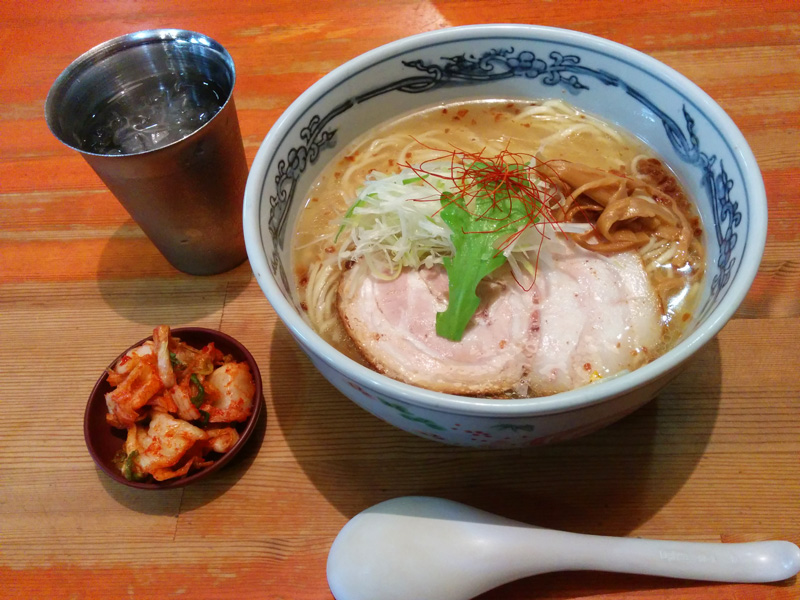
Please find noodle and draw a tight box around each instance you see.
[293,98,706,387]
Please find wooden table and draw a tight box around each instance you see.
[2,1,798,598]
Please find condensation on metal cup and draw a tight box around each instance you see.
[45,30,248,275]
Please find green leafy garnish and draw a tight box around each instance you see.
[190,373,205,407]
[436,162,532,341]
[197,409,210,428]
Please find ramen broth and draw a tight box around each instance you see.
[292,98,705,397]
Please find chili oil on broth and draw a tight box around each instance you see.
[291,98,705,393]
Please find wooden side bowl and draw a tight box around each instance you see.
[84,327,263,489]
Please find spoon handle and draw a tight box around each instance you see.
[540,529,800,583]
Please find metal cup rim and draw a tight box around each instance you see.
[44,28,236,157]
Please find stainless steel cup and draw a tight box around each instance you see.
[45,29,248,275]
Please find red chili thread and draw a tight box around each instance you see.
[399,140,562,226]
[396,140,582,288]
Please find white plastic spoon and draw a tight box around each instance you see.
[327,496,800,600]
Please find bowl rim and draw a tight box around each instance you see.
[243,23,767,417]
[84,326,264,489]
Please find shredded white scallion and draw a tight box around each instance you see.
[336,166,456,278]
[335,161,589,281]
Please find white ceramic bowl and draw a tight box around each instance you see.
[243,25,766,447]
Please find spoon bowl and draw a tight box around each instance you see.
[327,496,800,600]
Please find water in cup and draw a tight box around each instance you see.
[77,73,226,155]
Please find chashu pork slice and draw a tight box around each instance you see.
[338,262,537,396]
[338,245,664,397]
[527,247,664,395]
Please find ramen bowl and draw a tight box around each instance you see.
[243,24,766,447]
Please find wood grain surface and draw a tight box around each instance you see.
[1,1,798,598]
